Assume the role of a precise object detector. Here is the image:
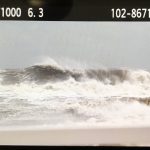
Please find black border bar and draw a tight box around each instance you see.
[0,0,150,21]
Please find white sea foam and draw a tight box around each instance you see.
[0,58,150,127]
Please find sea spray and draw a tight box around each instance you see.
[0,58,150,127]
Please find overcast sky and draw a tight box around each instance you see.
[0,22,150,70]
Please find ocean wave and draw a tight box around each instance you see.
[0,61,150,126]
[0,64,150,85]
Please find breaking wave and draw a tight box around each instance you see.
[0,64,150,85]
[1,59,150,127]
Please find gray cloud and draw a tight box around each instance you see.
[0,22,150,69]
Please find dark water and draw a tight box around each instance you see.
[0,65,150,127]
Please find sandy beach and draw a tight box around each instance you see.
[0,22,150,148]
[0,126,150,146]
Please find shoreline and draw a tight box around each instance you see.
[0,125,150,146]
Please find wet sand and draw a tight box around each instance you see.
[0,126,150,146]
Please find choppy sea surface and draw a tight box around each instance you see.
[0,60,150,127]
